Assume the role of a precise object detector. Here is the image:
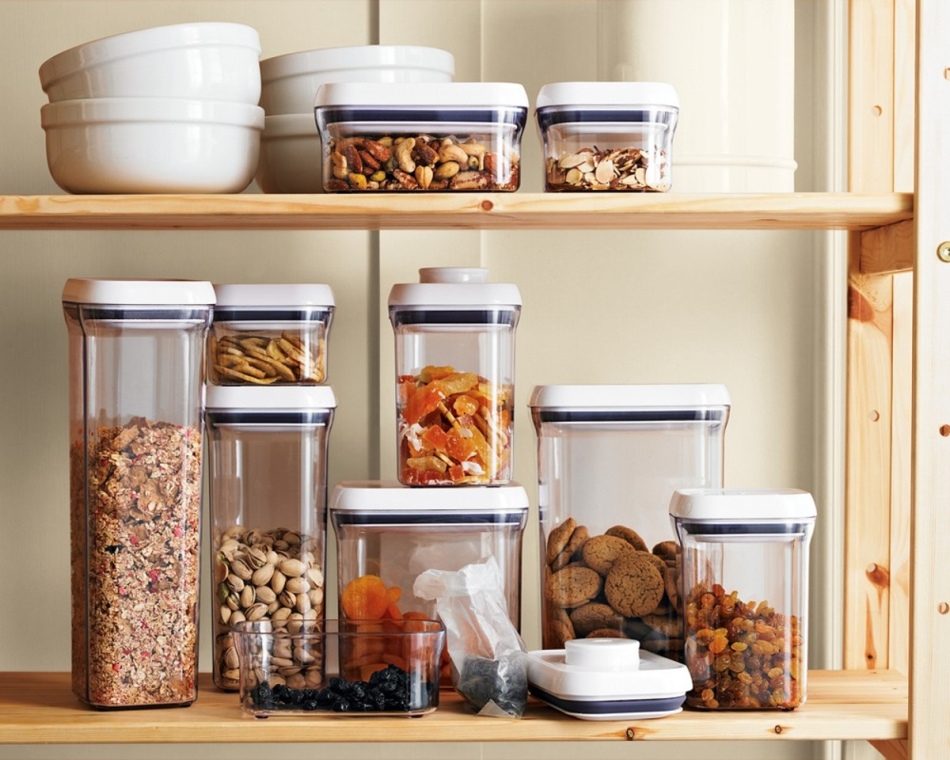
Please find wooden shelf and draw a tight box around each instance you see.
[0,671,906,745]
[0,192,913,232]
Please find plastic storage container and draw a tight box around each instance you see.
[62,278,214,709]
[388,268,522,486]
[233,618,446,716]
[205,385,336,691]
[330,481,529,685]
[529,384,729,659]
[209,283,334,385]
[314,82,528,192]
[670,488,817,710]
[535,82,679,192]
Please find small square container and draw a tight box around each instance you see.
[314,82,528,192]
[670,488,817,710]
[209,284,334,385]
[536,82,679,192]
[232,618,445,717]
[330,481,529,684]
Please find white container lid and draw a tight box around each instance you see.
[314,81,529,110]
[261,45,455,81]
[62,278,215,305]
[213,283,335,308]
[536,82,680,111]
[529,384,730,411]
[330,480,529,517]
[669,488,817,522]
[389,268,522,310]
[205,385,336,410]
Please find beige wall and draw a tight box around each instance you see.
[0,1,843,758]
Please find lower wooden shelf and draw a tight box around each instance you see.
[0,670,906,744]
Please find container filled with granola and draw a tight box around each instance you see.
[63,278,214,709]
[528,384,729,661]
[314,82,528,192]
[209,283,334,386]
[388,268,521,486]
[535,82,679,191]
[205,384,336,690]
[670,488,816,710]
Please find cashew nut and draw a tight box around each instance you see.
[394,138,416,173]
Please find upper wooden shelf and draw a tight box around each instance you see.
[0,192,912,232]
[0,670,906,745]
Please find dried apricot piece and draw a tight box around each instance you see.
[340,575,392,620]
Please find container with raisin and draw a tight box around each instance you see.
[670,488,817,710]
[388,268,521,486]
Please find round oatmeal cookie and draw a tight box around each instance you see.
[545,517,577,566]
[586,628,625,638]
[636,550,668,579]
[604,554,665,618]
[569,602,622,637]
[552,524,590,570]
[545,565,602,609]
[642,612,683,638]
[663,564,680,609]
[581,534,636,576]
[652,540,680,560]
[546,607,575,648]
[606,525,649,552]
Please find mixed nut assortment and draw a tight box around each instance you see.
[324,134,520,192]
[213,526,325,691]
[545,147,670,192]
[210,331,325,385]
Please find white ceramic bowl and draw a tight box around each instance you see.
[41,98,264,194]
[260,44,454,116]
[39,22,262,104]
[255,114,322,193]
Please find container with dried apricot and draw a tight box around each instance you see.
[670,488,817,710]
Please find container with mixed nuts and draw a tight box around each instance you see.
[315,82,528,192]
[205,385,336,690]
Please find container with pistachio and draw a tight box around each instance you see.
[315,82,528,192]
[205,385,336,690]
[535,82,679,192]
[209,284,334,386]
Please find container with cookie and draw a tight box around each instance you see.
[208,284,334,386]
[670,488,816,710]
[388,268,521,486]
[529,384,730,661]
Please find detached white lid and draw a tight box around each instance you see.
[205,385,337,410]
[529,384,730,411]
[315,81,529,109]
[669,488,817,522]
[330,480,529,514]
[536,82,680,110]
[389,268,522,309]
[261,44,455,81]
[62,278,215,305]
[213,283,335,308]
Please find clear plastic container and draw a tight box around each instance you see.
[536,82,679,192]
[670,488,816,710]
[205,385,336,691]
[528,384,729,660]
[62,278,214,709]
[388,268,522,486]
[329,481,529,685]
[314,82,528,192]
[209,283,334,386]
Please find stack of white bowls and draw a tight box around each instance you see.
[39,23,264,194]
[256,45,455,193]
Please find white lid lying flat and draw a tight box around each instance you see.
[205,385,336,410]
[62,278,215,305]
[529,384,730,410]
[213,283,335,308]
[261,45,454,81]
[536,82,680,110]
[389,268,522,309]
[315,81,529,109]
[669,488,817,521]
[330,481,529,513]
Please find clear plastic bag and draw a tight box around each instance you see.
[414,557,528,718]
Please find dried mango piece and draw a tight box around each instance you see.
[434,372,478,396]
[406,455,447,473]
[403,382,446,425]
[420,424,448,452]
[419,365,456,382]
[452,394,480,417]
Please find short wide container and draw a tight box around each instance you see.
[63,278,214,709]
[670,488,816,710]
[389,268,522,486]
[529,384,729,660]
[205,385,336,690]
